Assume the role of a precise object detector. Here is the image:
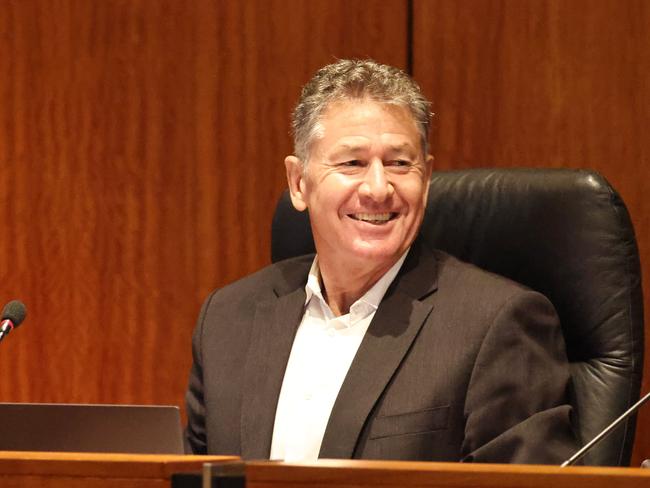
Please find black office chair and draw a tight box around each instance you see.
[271,168,644,466]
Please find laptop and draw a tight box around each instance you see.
[0,403,184,454]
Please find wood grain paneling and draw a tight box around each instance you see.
[11,0,643,466]
[0,0,407,411]
[413,0,650,464]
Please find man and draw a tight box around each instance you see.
[185,59,578,463]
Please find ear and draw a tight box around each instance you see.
[422,154,435,202]
[285,155,308,212]
[425,154,434,180]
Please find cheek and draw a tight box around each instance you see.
[312,177,356,204]
[401,181,428,207]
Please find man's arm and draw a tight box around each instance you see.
[184,297,211,454]
[461,290,579,463]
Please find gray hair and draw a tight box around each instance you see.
[291,59,432,163]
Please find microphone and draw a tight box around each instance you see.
[0,300,27,343]
[561,390,650,466]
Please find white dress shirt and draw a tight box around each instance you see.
[269,252,408,461]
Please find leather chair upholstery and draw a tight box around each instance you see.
[270,168,644,466]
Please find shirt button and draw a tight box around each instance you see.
[304,392,312,400]
[327,328,336,337]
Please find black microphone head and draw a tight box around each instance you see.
[2,300,27,327]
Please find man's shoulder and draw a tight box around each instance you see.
[426,248,560,342]
[204,254,314,308]
[430,248,540,303]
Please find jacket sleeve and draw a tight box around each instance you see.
[184,296,211,454]
[461,290,579,464]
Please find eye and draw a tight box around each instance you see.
[340,160,362,167]
[388,159,411,167]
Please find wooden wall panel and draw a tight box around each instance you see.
[0,0,407,410]
[413,0,650,464]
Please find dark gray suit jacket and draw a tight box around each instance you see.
[185,242,578,463]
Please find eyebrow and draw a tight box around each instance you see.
[335,143,367,153]
[385,143,417,156]
[388,142,415,151]
[328,144,368,160]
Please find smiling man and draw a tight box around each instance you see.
[184,59,578,463]
[284,98,432,317]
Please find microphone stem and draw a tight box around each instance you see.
[561,390,650,467]
[0,320,13,343]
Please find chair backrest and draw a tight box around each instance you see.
[271,168,644,466]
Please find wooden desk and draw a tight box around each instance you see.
[4,453,650,488]
[246,459,650,488]
[0,451,235,488]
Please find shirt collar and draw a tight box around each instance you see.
[304,250,409,314]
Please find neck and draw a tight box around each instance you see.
[318,256,398,317]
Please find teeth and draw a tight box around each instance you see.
[352,212,393,223]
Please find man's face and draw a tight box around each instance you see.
[286,99,433,272]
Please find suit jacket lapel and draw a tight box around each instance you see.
[240,270,308,459]
[319,243,439,458]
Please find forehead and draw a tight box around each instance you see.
[320,99,418,132]
[313,99,421,153]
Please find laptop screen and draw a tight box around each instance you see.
[0,403,184,454]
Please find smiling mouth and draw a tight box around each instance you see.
[349,212,398,225]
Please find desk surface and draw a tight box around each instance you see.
[0,451,234,487]
[2,452,650,488]
[247,459,650,488]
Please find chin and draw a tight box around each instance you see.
[349,240,406,264]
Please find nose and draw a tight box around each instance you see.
[358,160,394,202]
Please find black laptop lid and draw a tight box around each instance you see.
[0,403,184,454]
